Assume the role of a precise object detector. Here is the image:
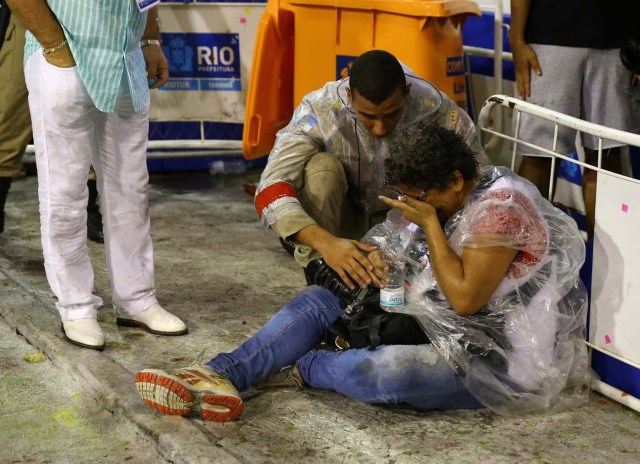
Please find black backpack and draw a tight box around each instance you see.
[319,293,430,351]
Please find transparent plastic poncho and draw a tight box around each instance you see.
[362,166,592,415]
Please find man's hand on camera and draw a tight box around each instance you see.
[295,225,378,289]
[319,237,378,290]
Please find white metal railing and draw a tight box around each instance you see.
[24,134,243,159]
[479,95,640,199]
[478,94,640,413]
[463,45,513,62]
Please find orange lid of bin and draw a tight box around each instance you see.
[287,0,481,17]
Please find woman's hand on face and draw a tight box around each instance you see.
[378,195,438,229]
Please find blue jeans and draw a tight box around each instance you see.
[206,286,482,411]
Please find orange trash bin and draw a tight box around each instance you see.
[243,0,480,160]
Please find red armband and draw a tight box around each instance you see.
[254,182,298,219]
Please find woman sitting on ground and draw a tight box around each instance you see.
[134,121,591,421]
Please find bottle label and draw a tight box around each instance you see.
[380,287,404,309]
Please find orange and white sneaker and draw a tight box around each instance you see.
[135,365,244,422]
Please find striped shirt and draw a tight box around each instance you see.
[25,0,150,112]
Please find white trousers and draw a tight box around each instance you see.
[25,52,158,321]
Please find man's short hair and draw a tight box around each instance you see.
[385,120,479,192]
[349,50,406,105]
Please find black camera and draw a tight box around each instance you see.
[304,258,379,316]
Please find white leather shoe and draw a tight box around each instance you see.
[61,318,105,350]
[116,304,188,336]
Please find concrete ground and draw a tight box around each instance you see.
[0,316,165,464]
[1,169,639,464]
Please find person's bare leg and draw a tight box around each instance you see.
[518,156,554,200]
[583,147,624,240]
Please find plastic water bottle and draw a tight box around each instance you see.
[209,159,247,175]
[380,234,405,311]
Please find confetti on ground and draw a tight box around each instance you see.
[24,350,47,363]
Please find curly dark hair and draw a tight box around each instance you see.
[349,50,406,105]
[385,120,479,192]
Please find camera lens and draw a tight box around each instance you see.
[305,258,359,303]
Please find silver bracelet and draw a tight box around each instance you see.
[140,39,162,48]
[42,40,68,55]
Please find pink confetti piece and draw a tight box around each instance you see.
[605,335,612,344]
[622,204,629,213]
[240,17,247,25]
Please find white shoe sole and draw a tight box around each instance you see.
[116,317,188,336]
[135,369,244,422]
